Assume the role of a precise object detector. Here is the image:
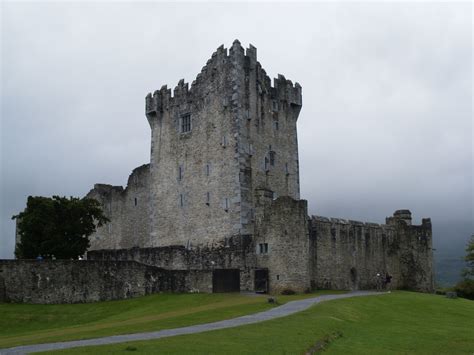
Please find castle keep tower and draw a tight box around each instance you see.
[145,40,302,247]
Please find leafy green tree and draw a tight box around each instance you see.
[462,235,474,279]
[13,196,109,259]
[454,235,474,300]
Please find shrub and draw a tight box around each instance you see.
[454,279,474,300]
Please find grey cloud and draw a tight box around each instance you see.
[1,2,472,258]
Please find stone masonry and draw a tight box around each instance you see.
[13,40,434,300]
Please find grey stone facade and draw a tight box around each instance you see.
[0,260,212,304]
[14,40,434,300]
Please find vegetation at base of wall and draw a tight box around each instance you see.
[454,279,474,300]
[0,291,341,349]
[453,235,474,300]
[13,196,109,259]
[43,291,474,355]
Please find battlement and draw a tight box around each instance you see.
[311,215,394,230]
[145,40,302,126]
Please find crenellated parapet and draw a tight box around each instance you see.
[145,40,302,128]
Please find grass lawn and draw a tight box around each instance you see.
[43,291,474,354]
[0,291,341,349]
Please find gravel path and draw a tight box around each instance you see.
[1,291,383,354]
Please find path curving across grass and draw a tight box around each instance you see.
[35,291,474,354]
[1,291,376,354]
[0,291,343,350]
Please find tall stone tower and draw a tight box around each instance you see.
[145,40,302,247]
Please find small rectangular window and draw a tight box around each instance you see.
[269,151,276,166]
[178,166,183,181]
[259,243,269,254]
[206,192,210,205]
[224,197,229,211]
[181,114,191,133]
[273,120,279,131]
[206,164,210,176]
[264,157,269,171]
[180,194,184,207]
[134,197,137,206]
[285,163,289,175]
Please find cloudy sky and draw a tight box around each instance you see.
[1,2,472,259]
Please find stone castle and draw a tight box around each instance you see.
[84,40,434,294]
[4,41,434,303]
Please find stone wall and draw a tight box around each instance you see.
[0,260,212,304]
[311,217,399,290]
[87,235,256,291]
[254,194,310,293]
[311,210,434,292]
[87,164,150,250]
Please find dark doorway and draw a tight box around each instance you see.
[254,268,269,293]
[350,267,358,290]
[212,269,240,293]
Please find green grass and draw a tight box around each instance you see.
[0,291,341,349]
[42,292,474,354]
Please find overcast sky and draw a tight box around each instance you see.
[1,2,472,259]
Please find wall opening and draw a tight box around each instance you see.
[254,269,269,293]
[350,267,358,291]
[212,269,240,293]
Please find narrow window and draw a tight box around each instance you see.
[269,151,276,166]
[285,163,289,175]
[134,197,137,206]
[272,100,279,112]
[273,120,279,131]
[180,194,184,207]
[206,164,210,176]
[222,135,227,147]
[276,274,280,280]
[224,197,229,211]
[178,166,183,181]
[264,157,269,171]
[181,114,191,133]
[206,192,210,206]
[258,243,269,254]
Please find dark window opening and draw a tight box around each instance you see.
[206,192,210,206]
[206,164,210,176]
[180,194,184,207]
[273,120,279,131]
[269,151,276,166]
[181,114,191,133]
[178,166,183,181]
[264,157,269,171]
[134,197,137,206]
[259,243,269,254]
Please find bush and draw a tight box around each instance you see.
[281,288,296,295]
[454,279,474,300]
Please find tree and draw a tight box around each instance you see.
[462,235,474,279]
[454,235,474,300]
[13,196,109,259]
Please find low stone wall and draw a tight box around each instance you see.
[0,260,212,304]
[87,235,255,291]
